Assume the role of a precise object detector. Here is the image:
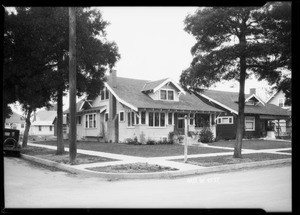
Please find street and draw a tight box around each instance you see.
[4,156,291,211]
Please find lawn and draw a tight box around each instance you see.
[171,153,291,167]
[34,141,232,157]
[208,139,291,150]
[21,146,119,165]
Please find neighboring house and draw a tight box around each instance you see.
[64,70,223,143]
[195,88,290,140]
[52,114,69,138]
[265,90,292,136]
[5,111,26,134]
[30,108,57,136]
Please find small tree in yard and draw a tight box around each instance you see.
[180,3,291,158]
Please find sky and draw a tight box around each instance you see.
[8,6,274,115]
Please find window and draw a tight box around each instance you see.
[195,114,210,127]
[136,114,139,125]
[160,89,175,101]
[141,111,146,124]
[21,123,25,128]
[160,90,167,100]
[127,112,135,127]
[168,112,173,125]
[76,116,82,125]
[149,112,153,126]
[86,114,97,128]
[105,113,109,122]
[216,116,234,125]
[168,91,174,100]
[149,112,166,127]
[119,111,124,122]
[245,116,255,131]
[49,126,52,131]
[39,126,42,131]
[246,100,255,105]
[100,87,109,100]
[278,98,285,108]
[189,113,194,125]
[63,125,67,134]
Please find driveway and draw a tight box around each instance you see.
[4,157,291,211]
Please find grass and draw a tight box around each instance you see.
[208,139,291,150]
[34,141,232,157]
[171,153,291,167]
[87,162,178,173]
[21,146,119,165]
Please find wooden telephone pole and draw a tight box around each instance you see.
[69,7,77,164]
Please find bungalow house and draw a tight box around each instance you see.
[195,88,290,140]
[30,108,56,136]
[265,90,292,136]
[5,111,26,134]
[64,70,223,143]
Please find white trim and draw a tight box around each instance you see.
[245,116,255,131]
[217,116,234,124]
[153,78,186,95]
[265,91,278,103]
[119,111,125,122]
[199,93,238,115]
[105,83,138,112]
[245,94,265,106]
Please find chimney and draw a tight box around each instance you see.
[250,88,256,95]
[110,69,117,88]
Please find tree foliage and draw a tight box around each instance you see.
[180,3,291,158]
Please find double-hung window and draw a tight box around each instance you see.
[216,116,233,125]
[149,112,166,127]
[168,112,173,125]
[245,116,255,131]
[85,114,97,128]
[127,112,135,127]
[141,111,146,124]
[160,90,174,101]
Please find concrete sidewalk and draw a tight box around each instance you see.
[23,142,291,179]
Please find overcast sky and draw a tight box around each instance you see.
[8,6,273,114]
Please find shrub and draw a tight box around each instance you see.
[125,137,141,145]
[146,139,156,145]
[199,128,214,143]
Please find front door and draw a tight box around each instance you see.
[174,113,187,135]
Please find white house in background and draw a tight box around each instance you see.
[30,107,57,136]
[265,90,292,136]
[5,111,26,134]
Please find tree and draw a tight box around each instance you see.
[4,7,120,156]
[180,3,291,158]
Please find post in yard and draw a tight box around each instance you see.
[69,7,77,164]
[184,115,188,163]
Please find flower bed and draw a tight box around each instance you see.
[87,162,178,173]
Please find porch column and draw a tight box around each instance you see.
[210,113,217,138]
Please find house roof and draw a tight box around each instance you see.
[141,78,168,92]
[5,111,25,123]
[64,99,86,114]
[105,76,223,113]
[32,110,57,126]
[199,89,290,117]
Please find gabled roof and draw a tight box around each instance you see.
[141,77,186,94]
[105,76,223,113]
[198,89,289,117]
[32,110,57,126]
[245,94,265,106]
[265,90,279,103]
[64,100,92,114]
[5,111,25,123]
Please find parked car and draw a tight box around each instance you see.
[3,128,21,156]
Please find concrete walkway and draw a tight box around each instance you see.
[27,142,291,175]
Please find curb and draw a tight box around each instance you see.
[20,153,291,180]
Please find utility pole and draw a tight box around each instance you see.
[69,7,77,164]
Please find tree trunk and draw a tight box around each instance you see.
[56,88,65,155]
[22,108,33,148]
[69,7,77,164]
[234,31,247,158]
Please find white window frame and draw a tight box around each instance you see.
[160,89,175,101]
[148,111,166,128]
[278,98,285,108]
[105,112,109,122]
[245,116,255,131]
[127,111,135,128]
[85,113,97,128]
[217,116,234,124]
[119,111,125,122]
[167,112,173,125]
